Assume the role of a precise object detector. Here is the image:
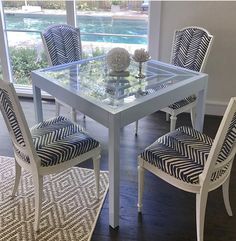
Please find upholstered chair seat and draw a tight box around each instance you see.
[135,26,214,135]
[140,125,232,184]
[0,82,101,232]
[138,97,236,241]
[30,116,99,167]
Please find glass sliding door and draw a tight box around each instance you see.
[3,1,67,87]
[1,0,152,90]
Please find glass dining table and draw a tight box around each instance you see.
[31,56,208,229]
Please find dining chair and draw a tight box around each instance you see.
[138,97,236,241]
[41,24,83,122]
[0,80,101,232]
[135,26,214,135]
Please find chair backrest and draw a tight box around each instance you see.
[0,81,38,166]
[170,26,214,72]
[201,97,236,185]
[42,24,82,66]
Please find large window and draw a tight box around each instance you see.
[3,1,67,86]
[76,1,148,57]
[2,0,149,88]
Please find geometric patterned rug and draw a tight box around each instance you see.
[0,156,109,241]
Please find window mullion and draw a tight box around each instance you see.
[0,0,13,83]
[65,0,77,27]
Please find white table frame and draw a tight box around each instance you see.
[31,59,208,228]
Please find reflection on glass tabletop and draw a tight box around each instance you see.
[40,57,197,108]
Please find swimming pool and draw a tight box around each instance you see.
[5,13,148,45]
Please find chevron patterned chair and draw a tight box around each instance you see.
[41,24,83,122]
[138,97,236,241]
[0,81,101,232]
[135,26,214,135]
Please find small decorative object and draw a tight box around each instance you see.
[132,48,151,79]
[106,47,130,76]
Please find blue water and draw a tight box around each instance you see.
[5,13,148,45]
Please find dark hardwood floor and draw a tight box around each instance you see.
[1,98,236,241]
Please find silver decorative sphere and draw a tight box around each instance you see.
[106,47,130,72]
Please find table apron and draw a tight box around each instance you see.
[120,76,207,127]
[32,73,207,129]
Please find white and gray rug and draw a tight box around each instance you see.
[0,156,109,241]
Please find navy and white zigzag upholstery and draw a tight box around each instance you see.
[218,112,236,162]
[0,85,99,167]
[42,24,83,122]
[141,123,236,184]
[30,116,99,167]
[0,82,101,232]
[139,98,236,241]
[171,27,212,72]
[42,24,82,66]
[168,95,197,110]
[0,88,25,146]
[168,27,213,110]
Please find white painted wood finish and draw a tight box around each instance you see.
[140,26,213,134]
[40,25,80,122]
[31,57,208,228]
[138,97,236,241]
[164,26,213,131]
[0,81,101,232]
[108,114,120,227]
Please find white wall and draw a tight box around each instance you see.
[156,1,236,115]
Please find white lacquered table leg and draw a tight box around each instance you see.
[33,84,43,123]
[108,114,120,228]
[194,78,208,132]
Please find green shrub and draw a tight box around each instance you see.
[92,47,105,57]
[82,46,105,59]
[3,1,66,10]
[10,47,47,85]
[8,46,105,86]
[40,1,65,10]
[111,1,121,6]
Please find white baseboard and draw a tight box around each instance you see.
[205,100,228,116]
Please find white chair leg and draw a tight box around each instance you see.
[71,108,77,122]
[222,176,233,216]
[93,155,100,198]
[55,101,60,116]
[166,113,169,121]
[138,165,144,213]
[12,161,21,197]
[135,120,139,136]
[33,175,43,232]
[190,107,196,128]
[196,190,208,241]
[170,115,177,131]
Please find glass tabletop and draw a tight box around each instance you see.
[39,56,198,109]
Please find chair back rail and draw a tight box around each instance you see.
[0,81,39,168]
[200,97,236,185]
[170,26,214,72]
[41,24,82,66]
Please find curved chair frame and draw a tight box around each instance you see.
[163,26,214,131]
[41,24,83,122]
[138,97,236,241]
[135,26,214,135]
[0,81,100,232]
